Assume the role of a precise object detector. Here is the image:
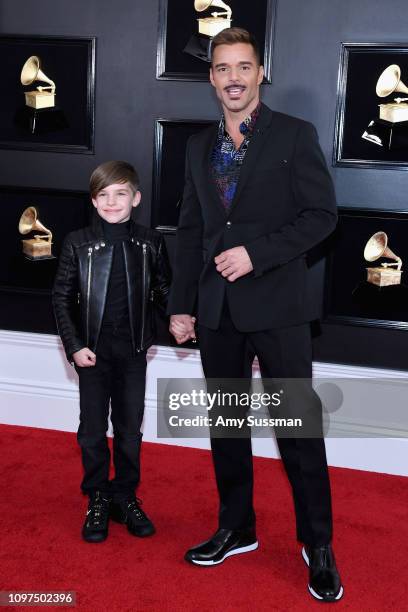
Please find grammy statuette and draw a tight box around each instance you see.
[18,207,55,260]
[364,231,402,287]
[184,0,232,62]
[21,56,56,109]
[15,55,67,135]
[362,64,408,150]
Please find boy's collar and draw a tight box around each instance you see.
[92,212,136,238]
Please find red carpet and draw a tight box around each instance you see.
[0,424,407,611]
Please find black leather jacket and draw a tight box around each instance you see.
[52,215,171,362]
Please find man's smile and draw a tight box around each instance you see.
[225,85,246,98]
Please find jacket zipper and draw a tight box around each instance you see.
[140,243,147,351]
[86,246,93,345]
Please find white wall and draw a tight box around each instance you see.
[0,330,407,476]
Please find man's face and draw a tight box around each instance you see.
[92,181,140,224]
[210,43,264,115]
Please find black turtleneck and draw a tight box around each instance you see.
[100,218,131,326]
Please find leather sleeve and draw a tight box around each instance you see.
[52,236,86,362]
[166,136,204,315]
[245,122,338,278]
[151,234,172,313]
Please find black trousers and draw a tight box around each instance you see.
[198,302,333,547]
[75,323,147,501]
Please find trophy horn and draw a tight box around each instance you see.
[194,0,232,18]
[19,206,52,240]
[364,231,402,270]
[21,56,56,93]
[376,64,408,98]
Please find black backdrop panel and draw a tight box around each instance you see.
[157,0,275,80]
[0,35,95,153]
[0,186,90,333]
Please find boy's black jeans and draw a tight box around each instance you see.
[75,321,147,502]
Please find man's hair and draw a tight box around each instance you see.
[90,160,140,198]
[210,27,261,66]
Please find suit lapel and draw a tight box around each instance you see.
[196,105,277,217]
[227,104,276,216]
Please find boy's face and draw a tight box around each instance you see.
[92,182,140,224]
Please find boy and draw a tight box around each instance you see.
[53,161,171,543]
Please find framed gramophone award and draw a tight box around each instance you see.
[0,186,91,334]
[334,43,408,169]
[324,207,408,331]
[156,0,276,81]
[0,35,95,154]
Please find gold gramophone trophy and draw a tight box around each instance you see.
[21,56,56,109]
[364,231,402,287]
[184,0,232,62]
[16,55,67,135]
[362,64,408,149]
[19,207,54,260]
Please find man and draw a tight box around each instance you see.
[168,28,343,602]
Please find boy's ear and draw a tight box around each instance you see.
[132,190,142,208]
[91,198,97,209]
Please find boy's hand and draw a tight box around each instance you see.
[170,315,196,344]
[73,347,96,367]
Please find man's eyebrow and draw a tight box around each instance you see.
[214,60,254,68]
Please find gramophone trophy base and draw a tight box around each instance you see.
[198,17,232,38]
[379,103,408,123]
[362,119,408,150]
[366,266,402,287]
[22,239,55,261]
[25,90,55,109]
[14,106,68,135]
[183,34,212,62]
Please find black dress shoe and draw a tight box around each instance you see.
[110,496,155,537]
[82,491,110,543]
[302,544,344,602]
[185,528,258,566]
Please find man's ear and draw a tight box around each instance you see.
[209,67,215,87]
[257,65,264,85]
[132,191,142,208]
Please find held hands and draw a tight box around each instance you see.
[169,314,196,345]
[169,247,252,345]
[73,347,96,367]
[214,246,253,282]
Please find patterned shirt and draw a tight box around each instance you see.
[211,102,261,211]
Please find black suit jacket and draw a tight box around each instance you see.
[167,103,337,331]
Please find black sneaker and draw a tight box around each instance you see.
[110,496,155,537]
[302,544,344,602]
[82,491,110,543]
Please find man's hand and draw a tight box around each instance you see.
[73,347,96,367]
[170,314,196,344]
[214,246,253,282]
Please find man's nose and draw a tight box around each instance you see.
[229,68,241,81]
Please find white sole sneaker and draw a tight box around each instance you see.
[190,541,259,566]
[302,547,344,601]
